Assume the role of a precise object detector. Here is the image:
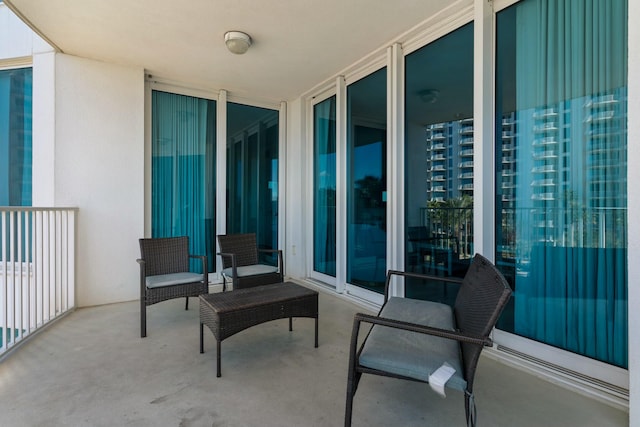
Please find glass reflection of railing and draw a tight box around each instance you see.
[498,206,627,253]
[419,206,474,261]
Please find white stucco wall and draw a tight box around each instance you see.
[284,97,306,279]
[54,54,144,307]
[0,4,50,60]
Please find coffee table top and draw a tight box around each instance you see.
[200,281,318,314]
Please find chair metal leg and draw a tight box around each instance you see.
[465,390,476,427]
[185,296,189,310]
[344,381,355,427]
[199,323,204,354]
[140,300,146,338]
[216,339,222,377]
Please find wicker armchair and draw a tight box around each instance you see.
[344,253,512,427]
[137,236,208,337]
[217,233,283,291]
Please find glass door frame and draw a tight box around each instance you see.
[304,0,629,395]
[308,88,341,288]
[145,83,285,285]
[488,0,629,391]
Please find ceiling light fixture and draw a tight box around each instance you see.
[224,31,252,55]
[418,89,440,104]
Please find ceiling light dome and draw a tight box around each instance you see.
[224,31,252,55]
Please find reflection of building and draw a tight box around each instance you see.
[424,118,473,203]
[516,89,627,246]
[424,89,627,264]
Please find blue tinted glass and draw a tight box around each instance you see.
[313,97,337,277]
[0,67,32,206]
[151,90,216,272]
[404,23,474,302]
[495,0,628,368]
[226,102,279,256]
[347,68,387,293]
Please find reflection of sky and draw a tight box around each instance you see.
[354,142,382,181]
[317,141,383,190]
[317,153,336,189]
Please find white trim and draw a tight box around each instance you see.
[493,0,520,13]
[401,1,474,56]
[472,0,496,258]
[344,55,387,87]
[143,81,152,237]
[227,93,282,111]
[388,43,405,297]
[309,270,337,288]
[278,101,287,270]
[335,75,347,294]
[493,329,629,390]
[345,283,385,307]
[0,56,32,69]
[148,79,218,101]
[215,90,228,279]
[147,74,282,110]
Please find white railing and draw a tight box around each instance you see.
[0,207,77,357]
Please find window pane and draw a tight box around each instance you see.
[0,67,32,206]
[495,0,628,368]
[226,102,279,257]
[405,23,474,301]
[151,90,216,272]
[313,97,337,277]
[347,68,387,293]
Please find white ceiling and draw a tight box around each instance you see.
[6,0,452,103]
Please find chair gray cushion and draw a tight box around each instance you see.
[359,297,467,391]
[146,272,204,289]
[221,264,278,278]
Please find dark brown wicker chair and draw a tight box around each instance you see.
[138,236,208,337]
[217,233,284,291]
[344,253,512,427]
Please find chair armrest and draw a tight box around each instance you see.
[258,248,284,276]
[217,252,238,278]
[353,312,492,347]
[383,269,463,301]
[189,254,209,284]
[137,259,146,295]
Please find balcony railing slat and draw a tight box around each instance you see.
[0,207,77,357]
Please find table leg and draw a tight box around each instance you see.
[199,323,204,353]
[216,340,222,378]
[315,316,318,348]
[289,317,293,331]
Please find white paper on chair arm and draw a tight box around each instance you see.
[428,362,456,398]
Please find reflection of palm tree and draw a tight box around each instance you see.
[426,196,473,258]
[426,199,446,235]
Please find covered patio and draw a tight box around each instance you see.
[1,0,639,425]
[0,284,627,426]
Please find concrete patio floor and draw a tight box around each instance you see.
[0,281,628,426]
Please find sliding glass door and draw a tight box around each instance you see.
[404,23,474,302]
[313,96,337,278]
[347,68,387,293]
[226,102,279,255]
[151,90,216,272]
[495,0,628,368]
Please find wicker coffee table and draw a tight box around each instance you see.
[199,281,319,377]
